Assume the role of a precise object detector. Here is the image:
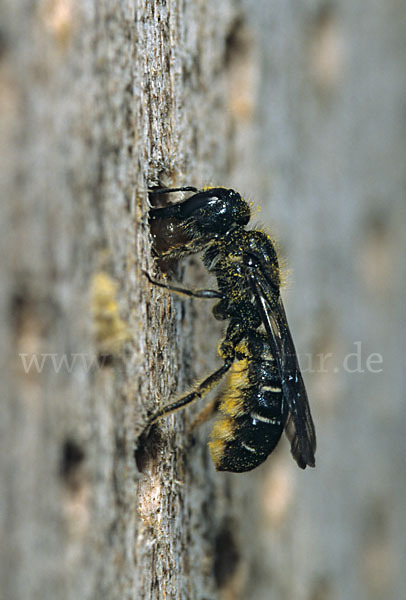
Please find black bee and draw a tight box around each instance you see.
[144,186,316,472]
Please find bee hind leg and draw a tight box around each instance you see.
[144,358,233,431]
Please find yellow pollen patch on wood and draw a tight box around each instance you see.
[90,272,130,354]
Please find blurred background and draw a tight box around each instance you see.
[0,1,404,599]
[230,2,405,598]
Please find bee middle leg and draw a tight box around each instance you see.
[148,186,199,195]
[144,271,223,300]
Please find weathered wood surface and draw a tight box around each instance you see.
[1,1,405,599]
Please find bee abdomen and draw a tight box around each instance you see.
[208,390,286,473]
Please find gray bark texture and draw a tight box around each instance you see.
[0,1,405,600]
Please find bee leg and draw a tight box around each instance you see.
[190,394,222,429]
[144,358,233,430]
[144,271,223,300]
[148,186,199,195]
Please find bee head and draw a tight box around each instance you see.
[149,187,251,258]
[179,188,250,236]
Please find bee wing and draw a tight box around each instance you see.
[249,274,316,468]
